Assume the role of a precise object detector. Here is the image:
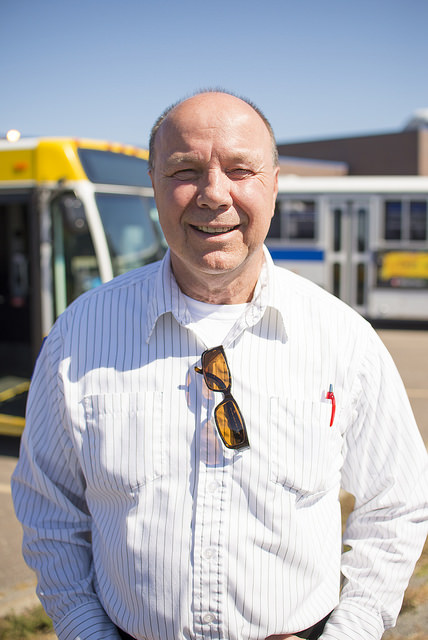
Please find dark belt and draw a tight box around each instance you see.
[295,611,331,639]
[116,629,134,639]
[116,612,331,640]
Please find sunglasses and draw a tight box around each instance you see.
[195,346,250,450]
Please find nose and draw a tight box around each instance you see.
[196,169,233,210]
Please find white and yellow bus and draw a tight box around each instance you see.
[0,137,166,434]
[267,175,428,323]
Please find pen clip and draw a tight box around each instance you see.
[326,384,336,427]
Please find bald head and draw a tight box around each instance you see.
[148,90,278,171]
[147,89,279,303]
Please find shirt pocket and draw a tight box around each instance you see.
[270,397,341,495]
[80,392,164,494]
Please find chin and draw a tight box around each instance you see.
[198,254,245,275]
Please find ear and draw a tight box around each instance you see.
[271,166,279,217]
[148,169,156,194]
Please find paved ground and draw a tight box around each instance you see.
[0,328,427,627]
[378,329,428,445]
[0,436,37,617]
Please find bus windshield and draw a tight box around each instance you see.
[95,193,165,276]
[78,148,152,187]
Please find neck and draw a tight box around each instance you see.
[170,254,263,304]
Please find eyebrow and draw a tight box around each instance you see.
[165,153,201,166]
[165,150,262,167]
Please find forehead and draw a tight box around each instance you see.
[155,95,272,161]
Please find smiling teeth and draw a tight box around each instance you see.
[196,226,235,233]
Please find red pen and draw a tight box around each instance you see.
[326,384,336,427]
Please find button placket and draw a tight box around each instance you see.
[192,464,225,638]
[192,372,228,638]
[202,612,215,624]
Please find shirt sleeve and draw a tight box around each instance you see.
[11,320,121,640]
[320,326,428,640]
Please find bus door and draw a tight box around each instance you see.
[0,193,38,431]
[50,190,102,319]
[328,199,371,314]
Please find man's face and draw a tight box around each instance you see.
[149,93,279,297]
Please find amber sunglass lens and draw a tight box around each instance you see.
[202,348,230,392]
[215,398,248,449]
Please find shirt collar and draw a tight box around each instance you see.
[144,250,190,342]
[144,246,288,344]
[224,246,287,346]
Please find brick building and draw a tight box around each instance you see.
[277,111,428,176]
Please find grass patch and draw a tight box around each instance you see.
[402,537,428,613]
[401,582,428,613]
[414,535,428,578]
[386,634,428,640]
[0,606,53,640]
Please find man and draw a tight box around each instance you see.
[12,91,428,640]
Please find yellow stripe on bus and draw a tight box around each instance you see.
[0,414,25,437]
[0,380,30,403]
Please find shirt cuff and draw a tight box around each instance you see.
[54,601,121,640]
[319,601,385,640]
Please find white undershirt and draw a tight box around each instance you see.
[183,293,249,347]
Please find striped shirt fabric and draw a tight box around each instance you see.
[12,247,428,640]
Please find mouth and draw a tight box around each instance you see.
[191,224,240,235]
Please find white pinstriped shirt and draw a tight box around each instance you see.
[12,248,428,640]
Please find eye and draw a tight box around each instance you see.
[171,168,199,180]
[226,168,254,179]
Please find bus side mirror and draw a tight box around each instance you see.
[57,194,89,235]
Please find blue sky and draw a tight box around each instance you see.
[2,0,427,147]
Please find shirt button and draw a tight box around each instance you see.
[203,547,215,559]
[207,481,220,493]
[202,613,215,624]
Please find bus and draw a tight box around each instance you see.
[0,137,166,434]
[267,175,428,323]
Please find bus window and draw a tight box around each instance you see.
[95,193,164,276]
[410,201,427,241]
[286,200,316,239]
[268,199,317,241]
[52,194,101,315]
[384,199,428,242]
[333,263,341,298]
[333,208,342,252]
[384,201,402,240]
[149,200,168,250]
[357,263,366,306]
[267,202,281,238]
[78,149,152,187]
[357,207,368,252]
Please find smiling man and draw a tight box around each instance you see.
[149,92,279,304]
[12,91,428,640]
